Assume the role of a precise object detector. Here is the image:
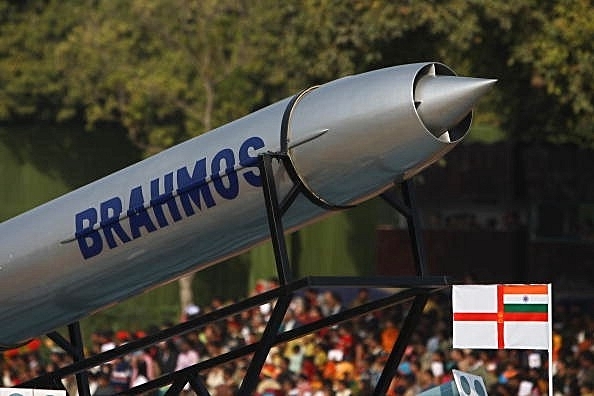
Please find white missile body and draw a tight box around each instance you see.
[0,63,495,346]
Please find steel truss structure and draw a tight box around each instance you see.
[19,152,449,395]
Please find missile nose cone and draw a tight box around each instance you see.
[415,73,497,139]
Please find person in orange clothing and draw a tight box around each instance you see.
[334,359,355,382]
[322,357,337,381]
[381,319,400,354]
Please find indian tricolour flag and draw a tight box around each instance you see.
[452,284,552,349]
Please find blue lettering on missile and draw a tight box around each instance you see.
[100,197,131,248]
[75,136,265,259]
[177,158,216,217]
[212,148,239,200]
[128,186,158,239]
[75,208,102,258]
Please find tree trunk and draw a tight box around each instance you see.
[179,274,195,312]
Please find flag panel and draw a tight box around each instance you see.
[504,321,550,349]
[453,321,498,349]
[452,285,498,313]
[452,284,551,350]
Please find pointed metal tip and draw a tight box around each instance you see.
[415,75,496,138]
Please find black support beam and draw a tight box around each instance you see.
[18,154,444,396]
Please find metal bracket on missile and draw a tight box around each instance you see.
[258,153,294,285]
[272,88,356,212]
[381,179,428,277]
[43,323,91,396]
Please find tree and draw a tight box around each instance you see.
[507,0,594,146]
[0,1,81,120]
[1,0,593,318]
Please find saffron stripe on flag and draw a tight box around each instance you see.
[502,284,548,294]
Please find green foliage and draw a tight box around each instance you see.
[508,0,594,145]
[80,281,180,336]
[0,132,70,220]
[1,0,593,149]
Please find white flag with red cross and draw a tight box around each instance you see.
[452,284,552,349]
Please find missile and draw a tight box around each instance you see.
[0,62,495,347]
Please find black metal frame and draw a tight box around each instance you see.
[19,152,447,395]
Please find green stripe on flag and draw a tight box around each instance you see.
[504,303,548,313]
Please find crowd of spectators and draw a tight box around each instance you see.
[1,279,593,395]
